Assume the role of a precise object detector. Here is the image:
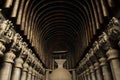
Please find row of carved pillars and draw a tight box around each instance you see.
[0,51,43,80]
[77,17,120,80]
[77,53,120,80]
[0,18,45,80]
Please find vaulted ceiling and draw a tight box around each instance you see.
[0,0,120,69]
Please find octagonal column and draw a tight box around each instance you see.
[32,69,36,80]
[89,65,96,80]
[0,51,16,80]
[86,69,91,80]
[106,48,120,80]
[21,62,29,80]
[11,57,24,80]
[94,62,103,80]
[27,66,32,80]
[99,57,112,80]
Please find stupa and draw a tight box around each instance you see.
[50,59,72,80]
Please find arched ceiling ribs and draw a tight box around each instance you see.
[41,26,76,42]
[21,0,30,30]
[19,0,104,68]
[34,6,87,41]
[26,0,87,32]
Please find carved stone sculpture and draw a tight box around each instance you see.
[0,20,13,43]
[98,32,111,51]
[11,33,22,52]
[107,17,120,40]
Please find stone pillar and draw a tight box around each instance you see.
[37,73,40,80]
[81,72,85,80]
[72,69,76,80]
[94,62,103,80]
[45,70,49,80]
[86,69,91,80]
[83,70,87,80]
[80,72,84,80]
[32,69,35,80]
[34,71,38,80]
[0,51,16,80]
[78,74,81,80]
[106,48,120,80]
[11,57,24,80]
[99,57,112,80]
[21,62,29,80]
[89,65,96,80]
[27,66,32,80]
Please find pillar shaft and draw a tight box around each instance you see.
[94,62,103,80]
[21,71,28,80]
[11,68,21,80]
[86,69,91,80]
[46,70,49,80]
[21,62,29,80]
[99,57,112,80]
[32,69,35,80]
[27,67,32,80]
[32,75,35,80]
[90,66,96,80]
[72,70,76,80]
[0,51,16,80]
[0,62,13,80]
[95,68,103,80]
[11,57,24,80]
[106,49,120,80]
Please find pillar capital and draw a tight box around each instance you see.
[94,62,100,70]
[5,51,16,63]
[28,66,32,74]
[23,62,29,71]
[32,68,36,76]
[86,69,90,74]
[11,33,22,52]
[107,17,120,41]
[14,57,24,68]
[89,65,95,73]
[0,20,14,44]
[98,32,111,51]
[106,48,119,60]
[99,57,107,66]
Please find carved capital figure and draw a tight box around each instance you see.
[98,32,111,51]
[11,33,22,52]
[4,51,16,63]
[107,17,120,40]
[99,57,107,66]
[19,42,28,58]
[14,57,24,68]
[23,62,29,71]
[0,20,14,43]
